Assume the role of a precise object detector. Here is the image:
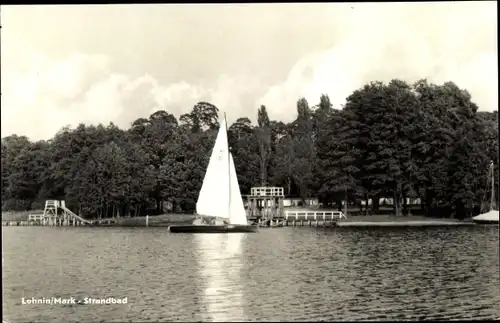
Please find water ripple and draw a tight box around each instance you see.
[2,225,499,322]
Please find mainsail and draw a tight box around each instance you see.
[196,114,248,225]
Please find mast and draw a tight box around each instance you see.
[344,184,348,217]
[490,160,495,211]
[225,113,231,218]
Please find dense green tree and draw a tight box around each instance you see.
[290,98,316,202]
[1,79,497,219]
[316,109,359,210]
[228,118,260,195]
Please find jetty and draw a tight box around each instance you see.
[282,210,346,227]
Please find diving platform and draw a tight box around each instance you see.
[42,200,91,226]
[246,187,285,227]
[1,200,92,226]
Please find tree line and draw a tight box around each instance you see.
[1,79,498,219]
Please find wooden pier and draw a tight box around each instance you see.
[245,187,347,228]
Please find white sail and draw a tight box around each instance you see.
[196,117,230,219]
[228,153,248,225]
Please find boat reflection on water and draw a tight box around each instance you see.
[194,233,246,322]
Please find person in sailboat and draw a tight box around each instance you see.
[207,216,227,225]
[193,215,228,225]
[192,217,205,225]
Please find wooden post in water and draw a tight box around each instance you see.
[55,201,58,225]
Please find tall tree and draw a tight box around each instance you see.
[255,105,272,186]
[291,98,316,201]
[228,118,260,194]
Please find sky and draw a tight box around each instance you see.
[1,2,497,140]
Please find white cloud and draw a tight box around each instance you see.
[1,2,497,140]
[1,52,260,139]
[257,2,498,122]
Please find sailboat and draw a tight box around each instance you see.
[168,113,258,233]
[472,160,499,224]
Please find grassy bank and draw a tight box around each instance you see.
[0,211,197,225]
[115,214,197,226]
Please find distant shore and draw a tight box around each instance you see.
[2,210,472,227]
[0,212,195,226]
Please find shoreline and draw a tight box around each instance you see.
[1,213,485,228]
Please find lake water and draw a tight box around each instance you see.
[2,225,499,322]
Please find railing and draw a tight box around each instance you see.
[249,187,284,197]
[44,200,66,209]
[284,211,346,221]
[28,214,45,221]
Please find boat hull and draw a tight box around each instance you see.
[168,224,258,233]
